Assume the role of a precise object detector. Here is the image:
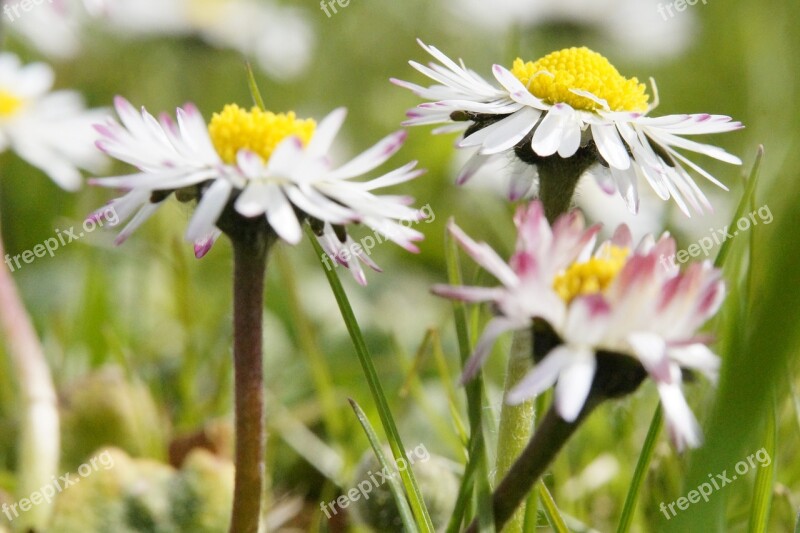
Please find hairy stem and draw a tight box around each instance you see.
[466,398,601,533]
[229,232,270,533]
[493,328,535,533]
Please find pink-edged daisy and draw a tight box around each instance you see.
[394,41,743,216]
[433,201,724,450]
[0,52,106,190]
[88,97,425,284]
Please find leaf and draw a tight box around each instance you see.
[306,226,434,532]
[349,398,418,533]
[616,405,663,533]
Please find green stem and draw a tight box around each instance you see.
[535,150,597,224]
[513,143,597,223]
[229,231,270,533]
[465,398,601,533]
[494,328,535,533]
[306,227,434,532]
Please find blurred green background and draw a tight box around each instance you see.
[1,0,799,531]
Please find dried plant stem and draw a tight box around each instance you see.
[0,222,59,531]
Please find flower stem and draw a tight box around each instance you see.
[0,222,59,531]
[229,227,271,533]
[466,398,601,533]
[524,146,598,224]
[493,328,535,533]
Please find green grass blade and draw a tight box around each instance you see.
[748,398,776,533]
[306,226,435,532]
[715,145,764,268]
[275,249,346,445]
[245,61,267,110]
[445,434,479,533]
[538,481,569,533]
[616,405,663,533]
[393,335,464,457]
[442,220,493,531]
[430,328,469,447]
[349,398,418,533]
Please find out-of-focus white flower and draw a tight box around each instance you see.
[433,201,725,450]
[88,98,425,285]
[444,0,697,60]
[396,41,743,216]
[5,0,314,80]
[0,53,106,190]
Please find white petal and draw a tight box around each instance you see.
[555,349,596,422]
[460,317,522,383]
[657,382,703,451]
[531,105,572,157]
[185,179,232,242]
[479,107,540,155]
[507,346,572,404]
[307,107,346,158]
[592,123,631,170]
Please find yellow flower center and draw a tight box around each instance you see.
[207,104,316,164]
[510,47,649,112]
[0,90,24,118]
[553,245,629,303]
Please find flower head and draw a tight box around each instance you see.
[88,97,425,284]
[433,201,724,450]
[394,41,743,216]
[0,53,106,190]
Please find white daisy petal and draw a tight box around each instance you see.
[507,346,572,404]
[185,179,233,242]
[396,43,742,216]
[461,317,524,383]
[554,349,597,422]
[592,123,631,170]
[432,199,725,451]
[479,107,540,155]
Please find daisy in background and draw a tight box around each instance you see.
[433,201,724,450]
[0,52,106,190]
[394,41,743,217]
[88,97,425,285]
[444,0,697,61]
[6,0,314,81]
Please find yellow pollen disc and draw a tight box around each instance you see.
[0,90,24,118]
[510,47,649,112]
[207,104,316,164]
[553,245,629,303]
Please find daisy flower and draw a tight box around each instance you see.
[6,0,313,81]
[394,41,743,216]
[0,53,106,190]
[88,97,425,284]
[433,201,724,450]
[444,0,697,60]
